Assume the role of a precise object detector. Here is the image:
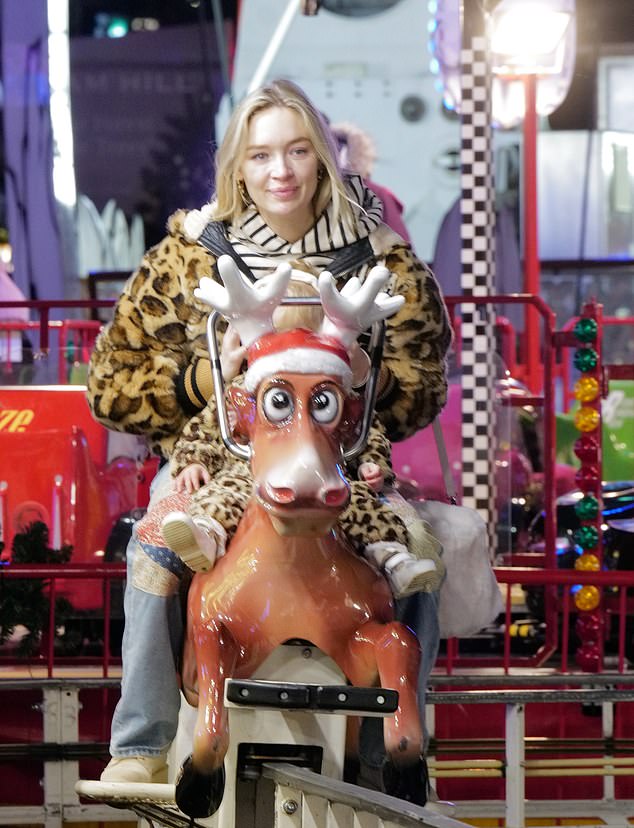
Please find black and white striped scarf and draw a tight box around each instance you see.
[226,174,383,279]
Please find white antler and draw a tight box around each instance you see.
[194,255,293,347]
[318,265,404,348]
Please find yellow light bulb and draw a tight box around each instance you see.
[574,376,600,403]
[574,406,600,433]
[574,585,600,612]
[575,553,600,572]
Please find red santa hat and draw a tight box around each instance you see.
[244,328,352,393]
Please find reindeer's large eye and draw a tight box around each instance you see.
[311,389,340,424]
[262,387,294,423]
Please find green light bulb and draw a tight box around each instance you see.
[573,318,598,343]
[574,525,599,550]
[575,495,599,521]
[574,348,598,372]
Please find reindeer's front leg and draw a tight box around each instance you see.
[343,620,428,805]
[176,618,238,818]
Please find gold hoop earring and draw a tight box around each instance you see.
[238,179,251,204]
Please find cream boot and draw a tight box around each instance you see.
[100,754,168,784]
[161,511,224,573]
[364,542,443,599]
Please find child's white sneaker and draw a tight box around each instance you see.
[386,552,440,598]
[364,542,444,598]
[161,512,218,572]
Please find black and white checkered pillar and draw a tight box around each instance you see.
[460,31,498,553]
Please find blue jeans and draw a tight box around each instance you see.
[109,465,184,758]
[356,590,439,768]
[395,589,440,745]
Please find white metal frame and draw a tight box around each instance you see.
[426,681,634,828]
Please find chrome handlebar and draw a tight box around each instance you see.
[205,297,385,464]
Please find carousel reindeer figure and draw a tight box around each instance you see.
[174,256,427,817]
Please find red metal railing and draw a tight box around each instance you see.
[0,299,113,350]
[443,293,560,667]
[0,562,126,677]
[2,296,632,680]
[2,562,633,678]
[434,294,634,672]
[1,299,112,385]
[441,566,634,675]
[0,319,103,382]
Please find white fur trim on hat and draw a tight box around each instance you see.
[245,348,352,393]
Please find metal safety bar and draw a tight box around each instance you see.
[260,762,470,828]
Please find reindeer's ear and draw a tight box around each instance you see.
[339,393,364,446]
[226,386,256,443]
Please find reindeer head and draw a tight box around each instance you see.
[195,256,403,536]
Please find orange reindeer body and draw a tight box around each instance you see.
[174,258,426,816]
[182,496,395,695]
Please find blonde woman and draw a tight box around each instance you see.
[87,78,451,792]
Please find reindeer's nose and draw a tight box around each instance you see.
[320,485,349,508]
[267,485,295,505]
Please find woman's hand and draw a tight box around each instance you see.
[175,463,211,493]
[220,324,247,382]
[359,461,384,493]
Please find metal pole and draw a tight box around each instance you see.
[523,74,541,393]
[210,0,234,109]
[459,0,499,553]
[247,0,298,93]
[506,703,526,828]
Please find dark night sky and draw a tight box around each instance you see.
[68,0,634,43]
[68,0,634,131]
[68,0,238,36]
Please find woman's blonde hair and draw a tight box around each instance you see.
[212,79,354,227]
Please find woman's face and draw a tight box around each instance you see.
[239,106,320,243]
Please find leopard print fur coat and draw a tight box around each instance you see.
[86,211,452,460]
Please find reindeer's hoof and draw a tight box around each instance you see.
[385,755,430,806]
[357,718,429,806]
[358,755,429,807]
[175,755,225,818]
